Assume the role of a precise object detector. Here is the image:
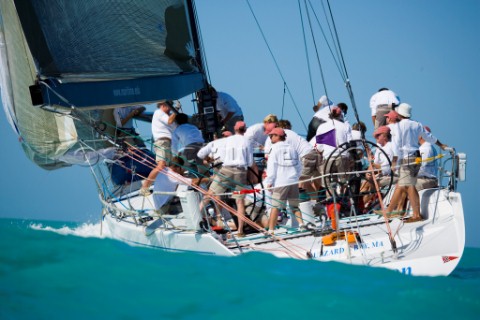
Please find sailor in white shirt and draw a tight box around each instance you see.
[152,100,177,166]
[244,114,278,148]
[265,125,323,196]
[172,113,205,171]
[312,107,353,195]
[314,107,352,162]
[197,131,231,175]
[206,121,253,236]
[114,105,145,130]
[360,126,396,206]
[263,127,304,232]
[370,88,400,130]
[385,103,449,223]
[140,157,197,214]
[351,121,367,141]
[211,87,244,133]
[416,126,439,190]
[306,95,335,141]
[113,105,146,146]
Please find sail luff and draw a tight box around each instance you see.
[0,0,78,169]
[1,0,208,170]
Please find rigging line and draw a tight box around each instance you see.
[326,0,350,86]
[325,0,361,129]
[281,81,286,119]
[298,0,315,105]
[79,141,107,200]
[130,156,308,259]
[303,0,330,109]
[318,0,346,81]
[245,0,307,132]
[123,145,309,257]
[306,0,345,82]
[126,143,259,204]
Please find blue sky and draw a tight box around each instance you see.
[1,0,479,247]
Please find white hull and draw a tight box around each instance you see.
[102,187,465,276]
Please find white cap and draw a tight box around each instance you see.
[318,95,333,107]
[397,103,412,118]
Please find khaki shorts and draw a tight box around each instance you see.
[398,156,421,186]
[375,105,391,130]
[209,166,247,199]
[324,155,352,183]
[300,149,323,179]
[155,139,172,163]
[180,142,204,170]
[271,185,300,210]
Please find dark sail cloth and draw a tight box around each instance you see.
[306,117,326,141]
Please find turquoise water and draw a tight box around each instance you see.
[1,218,479,319]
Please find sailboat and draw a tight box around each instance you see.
[0,0,466,276]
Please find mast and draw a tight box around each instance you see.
[186,0,220,142]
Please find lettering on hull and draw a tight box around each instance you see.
[401,266,412,275]
[313,241,385,258]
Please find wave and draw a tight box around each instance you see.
[29,221,112,238]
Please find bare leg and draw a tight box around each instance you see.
[302,181,317,200]
[387,186,407,213]
[294,210,304,226]
[258,213,269,228]
[406,186,421,218]
[268,207,280,231]
[236,198,246,234]
[396,190,408,213]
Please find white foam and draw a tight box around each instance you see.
[30,222,112,238]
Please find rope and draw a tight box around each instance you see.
[303,0,331,110]
[304,0,345,81]
[245,0,307,132]
[124,144,309,259]
[298,0,316,105]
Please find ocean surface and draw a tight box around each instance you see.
[0,218,478,319]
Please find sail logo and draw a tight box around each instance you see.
[113,87,141,97]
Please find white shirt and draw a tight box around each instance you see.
[264,141,302,187]
[222,134,253,167]
[172,124,204,153]
[370,89,400,116]
[264,129,312,159]
[216,92,243,119]
[245,123,267,147]
[113,105,143,128]
[314,119,352,158]
[153,168,192,209]
[418,142,438,178]
[391,119,437,159]
[375,141,394,175]
[197,138,228,164]
[351,130,362,141]
[152,108,177,140]
[313,105,334,122]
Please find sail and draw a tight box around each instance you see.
[0,0,206,169]
[13,0,205,109]
[0,0,77,170]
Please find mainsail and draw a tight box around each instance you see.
[0,0,206,169]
